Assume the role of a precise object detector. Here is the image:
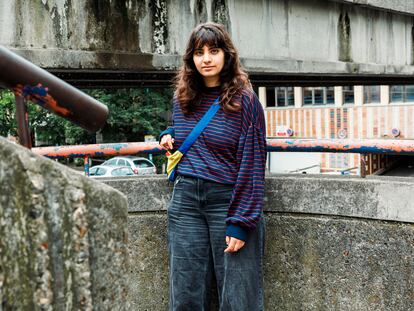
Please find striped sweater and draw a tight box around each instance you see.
[159,86,267,241]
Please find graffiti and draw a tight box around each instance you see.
[14,83,71,116]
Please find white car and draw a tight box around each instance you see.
[102,156,156,175]
[89,165,135,178]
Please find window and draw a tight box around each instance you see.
[105,158,117,166]
[89,167,98,176]
[95,167,107,176]
[390,85,414,103]
[343,86,354,104]
[265,88,276,107]
[275,87,294,107]
[303,87,334,105]
[117,159,127,166]
[364,86,380,104]
[133,160,153,168]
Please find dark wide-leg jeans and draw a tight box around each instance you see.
[168,175,264,311]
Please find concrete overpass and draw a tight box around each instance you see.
[2,0,414,87]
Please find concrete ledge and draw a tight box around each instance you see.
[106,174,414,223]
[265,174,414,223]
[104,175,414,310]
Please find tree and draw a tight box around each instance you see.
[89,88,172,142]
[0,88,173,145]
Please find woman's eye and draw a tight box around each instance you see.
[210,49,219,54]
[194,51,203,56]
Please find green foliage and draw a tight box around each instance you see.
[0,88,172,145]
[0,91,18,137]
[87,88,172,142]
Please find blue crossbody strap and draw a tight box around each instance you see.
[178,97,220,154]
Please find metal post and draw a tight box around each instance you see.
[84,156,90,176]
[15,94,32,149]
[360,154,366,178]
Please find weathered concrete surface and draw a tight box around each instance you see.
[1,0,414,75]
[335,0,414,14]
[0,136,129,310]
[104,174,414,311]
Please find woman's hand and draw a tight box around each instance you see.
[160,134,175,151]
[224,236,245,253]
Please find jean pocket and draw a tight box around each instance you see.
[173,175,183,187]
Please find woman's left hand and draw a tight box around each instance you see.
[224,236,245,253]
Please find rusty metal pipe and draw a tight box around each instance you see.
[0,45,108,132]
[266,139,414,156]
[84,156,90,176]
[33,142,164,159]
[15,95,32,149]
[32,139,414,160]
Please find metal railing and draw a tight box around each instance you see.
[31,138,414,177]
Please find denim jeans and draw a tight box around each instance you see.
[168,175,264,311]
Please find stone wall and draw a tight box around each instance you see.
[0,137,129,310]
[105,174,414,311]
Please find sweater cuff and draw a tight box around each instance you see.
[226,224,248,242]
[158,127,175,144]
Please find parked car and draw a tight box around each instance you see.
[89,165,135,178]
[102,156,156,175]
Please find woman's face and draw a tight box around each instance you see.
[193,45,225,87]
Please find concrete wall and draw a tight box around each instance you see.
[105,174,414,311]
[336,0,414,14]
[1,0,414,75]
[0,137,129,310]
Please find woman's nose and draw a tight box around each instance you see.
[202,53,211,62]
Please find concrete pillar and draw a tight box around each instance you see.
[354,85,364,106]
[258,87,267,108]
[0,137,129,310]
[294,87,303,108]
[380,85,390,105]
[334,86,343,107]
[258,87,268,128]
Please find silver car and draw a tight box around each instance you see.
[89,165,135,178]
[102,156,156,175]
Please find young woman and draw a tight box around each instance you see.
[159,22,266,311]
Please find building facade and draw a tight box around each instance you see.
[260,85,413,175]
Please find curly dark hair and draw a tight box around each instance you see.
[174,22,251,114]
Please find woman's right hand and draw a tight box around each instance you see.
[160,134,175,151]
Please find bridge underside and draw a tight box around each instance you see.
[3,0,414,88]
[51,69,414,89]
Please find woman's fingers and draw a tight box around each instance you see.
[160,135,174,150]
[224,237,245,253]
[168,138,174,150]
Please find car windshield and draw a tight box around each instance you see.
[104,159,117,166]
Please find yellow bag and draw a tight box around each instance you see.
[166,150,183,182]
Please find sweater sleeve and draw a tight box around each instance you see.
[158,98,176,143]
[158,127,175,144]
[225,92,267,241]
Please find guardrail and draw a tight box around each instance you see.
[32,138,412,177]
